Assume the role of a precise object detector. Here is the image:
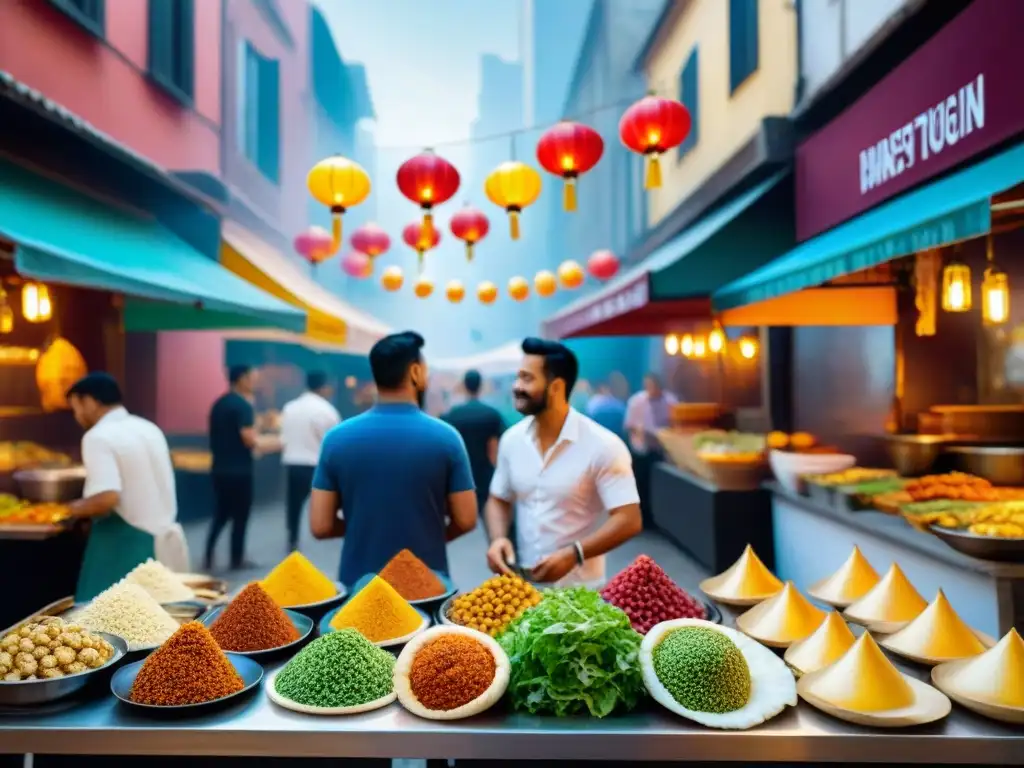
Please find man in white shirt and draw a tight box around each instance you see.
[66,373,185,602]
[280,371,341,552]
[624,373,678,453]
[485,338,642,587]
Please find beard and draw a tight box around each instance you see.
[514,387,547,416]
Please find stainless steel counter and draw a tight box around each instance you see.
[0,658,1022,762]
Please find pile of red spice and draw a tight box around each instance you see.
[130,622,244,706]
[601,555,706,635]
[379,549,446,601]
[209,582,300,652]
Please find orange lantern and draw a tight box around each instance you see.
[446,280,466,303]
[449,205,490,262]
[484,162,542,240]
[396,150,460,241]
[402,221,441,274]
[619,95,692,189]
[477,281,498,305]
[350,223,391,259]
[381,266,404,292]
[508,276,530,302]
[307,156,371,250]
[536,121,604,211]
[558,260,585,289]
[414,277,434,299]
[535,270,557,297]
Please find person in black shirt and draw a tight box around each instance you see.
[442,370,505,515]
[205,365,259,571]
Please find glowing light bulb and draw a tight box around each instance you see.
[708,328,724,353]
[664,334,679,355]
[693,336,707,358]
[982,268,1010,325]
[681,334,694,358]
[739,337,758,359]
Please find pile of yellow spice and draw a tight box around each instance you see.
[449,574,542,636]
[260,552,338,608]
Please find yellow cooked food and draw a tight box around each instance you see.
[449,575,542,637]
[0,617,115,681]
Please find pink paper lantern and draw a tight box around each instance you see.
[342,251,372,279]
[294,226,334,264]
[587,249,620,281]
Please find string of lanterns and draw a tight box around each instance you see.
[301,92,692,302]
[664,327,760,361]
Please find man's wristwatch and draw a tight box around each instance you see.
[572,540,585,566]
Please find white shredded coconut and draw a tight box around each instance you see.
[123,558,195,604]
[74,582,180,650]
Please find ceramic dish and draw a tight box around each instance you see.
[347,571,456,607]
[0,632,127,707]
[264,669,396,715]
[110,654,263,713]
[318,606,431,648]
[931,659,1024,725]
[199,606,314,662]
[797,668,951,728]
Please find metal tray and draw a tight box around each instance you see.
[199,606,313,662]
[0,631,128,707]
[110,653,263,713]
[929,525,1024,563]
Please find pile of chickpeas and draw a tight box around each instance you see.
[0,617,115,681]
[448,575,543,636]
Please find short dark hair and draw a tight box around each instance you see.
[67,372,123,406]
[229,365,252,385]
[369,331,425,390]
[307,371,328,391]
[522,337,579,396]
[463,369,482,395]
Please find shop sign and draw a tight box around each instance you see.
[796,0,1024,241]
[547,276,649,337]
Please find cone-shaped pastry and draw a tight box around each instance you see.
[879,590,990,665]
[843,563,927,633]
[797,633,951,727]
[784,611,856,676]
[807,546,880,608]
[735,582,827,648]
[931,629,1024,725]
[699,545,783,607]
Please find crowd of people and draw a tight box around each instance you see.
[60,332,681,596]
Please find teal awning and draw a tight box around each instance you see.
[713,141,1024,311]
[0,160,305,332]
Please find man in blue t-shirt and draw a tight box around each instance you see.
[309,331,478,586]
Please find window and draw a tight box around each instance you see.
[238,42,281,184]
[148,0,195,103]
[50,0,104,36]
[729,0,759,93]
[678,48,699,158]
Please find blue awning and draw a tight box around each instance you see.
[0,160,305,332]
[712,141,1024,311]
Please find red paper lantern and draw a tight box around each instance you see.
[293,226,334,265]
[350,223,391,258]
[619,95,691,189]
[587,250,620,281]
[449,205,490,262]
[402,221,441,274]
[396,150,460,243]
[536,121,604,212]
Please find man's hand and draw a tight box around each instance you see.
[486,537,516,574]
[530,546,577,584]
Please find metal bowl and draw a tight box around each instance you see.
[199,606,313,662]
[0,631,128,706]
[882,435,947,477]
[946,446,1024,486]
[110,653,263,713]
[929,525,1024,563]
[268,582,348,621]
[12,466,86,503]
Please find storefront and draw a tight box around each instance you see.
[711,0,1024,638]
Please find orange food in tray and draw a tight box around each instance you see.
[904,472,996,502]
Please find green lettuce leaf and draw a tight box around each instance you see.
[497,587,644,717]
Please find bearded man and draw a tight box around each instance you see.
[483,337,642,588]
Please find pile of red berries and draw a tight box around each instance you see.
[601,555,706,635]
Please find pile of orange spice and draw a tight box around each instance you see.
[378,549,446,601]
[409,633,496,711]
[130,622,244,706]
[209,583,299,652]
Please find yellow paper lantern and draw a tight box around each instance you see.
[381,265,404,292]
[535,270,557,297]
[414,278,434,299]
[484,161,542,240]
[558,260,585,290]
[477,281,498,305]
[307,156,371,253]
[508,276,530,302]
[446,280,466,303]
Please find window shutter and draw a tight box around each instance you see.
[244,44,260,165]
[258,57,281,184]
[173,0,195,99]
[729,0,759,93]
[679,48,699,157]
[148,0,172,84]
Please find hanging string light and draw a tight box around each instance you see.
[680,334,694,358]
[739,336,759,360]
[0,288,13,334]
[508,276,530,302]
[692,336,707,359]
[535,270,557,298]
[981,234,1010,325]
[664,334,679,356]
[381,266,404,292]
[22,282,52,323]
[708,324,725,354]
